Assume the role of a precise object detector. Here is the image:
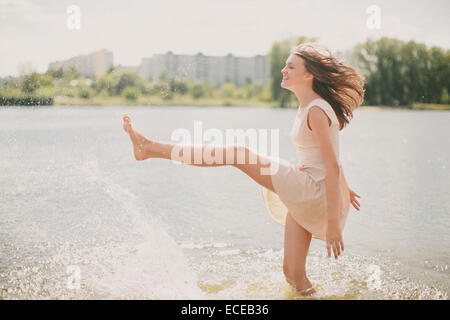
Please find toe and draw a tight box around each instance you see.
[123,120,131,132]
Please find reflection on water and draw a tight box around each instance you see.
[0,106,449,299]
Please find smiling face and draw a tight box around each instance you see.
[280,54,313,91]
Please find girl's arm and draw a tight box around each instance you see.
[308,106,343,260]
[341,167,361,211]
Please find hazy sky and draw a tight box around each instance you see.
[1,0,449,77]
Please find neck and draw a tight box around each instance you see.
[291,86,321,109]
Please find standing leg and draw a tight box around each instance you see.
[123,114,276,192]
[122,115,314,293]
[283,212,316,295]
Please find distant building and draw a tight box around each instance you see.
[48,49,113,78]
[47,49,270,87]
[139,52,270,87]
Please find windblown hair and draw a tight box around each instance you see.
[292,42,365,130]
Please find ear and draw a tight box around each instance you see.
[304,71,314,81]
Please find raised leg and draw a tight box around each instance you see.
[123,114,276,192]
[283,212,316,295]
[123,115,314,293]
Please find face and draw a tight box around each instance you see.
[280,54,313,90]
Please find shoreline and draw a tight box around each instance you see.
[49,104,450,111]
[52,97,450,110]
[2,95,449,110]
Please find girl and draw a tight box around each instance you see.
[122,42,363,295]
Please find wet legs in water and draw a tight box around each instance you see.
[122,114,315,295]
[283,212,316,295]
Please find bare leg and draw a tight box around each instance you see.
[123,114,276,192]
[123,115,313,293]
[283,212,316,295]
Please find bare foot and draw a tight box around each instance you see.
[298,286,316,296]
[297,276,316,296]
[122,114,154,161]
[287,275,316,296]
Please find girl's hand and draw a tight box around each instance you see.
[349,188,361,211]
[326,224,344,260]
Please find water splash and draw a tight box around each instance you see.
[1,159,204,299]
[179,242,448,300]
[1,154,448,300]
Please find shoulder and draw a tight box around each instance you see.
[306,103,332,131]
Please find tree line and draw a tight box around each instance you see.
[1,36,449,107]
[0,65,271,105]
[354,37,449,106]
[268,36,449,107]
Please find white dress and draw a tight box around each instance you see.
[261,98,351,240]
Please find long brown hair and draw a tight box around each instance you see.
[292,42,365,130]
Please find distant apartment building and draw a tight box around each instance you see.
[48,49,113,78]
[139,52,270,87]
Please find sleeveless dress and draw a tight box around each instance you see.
[261,98,351,240]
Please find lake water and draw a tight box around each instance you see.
[0,105,449,299]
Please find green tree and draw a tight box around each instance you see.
[77,86,94,99]
[122,86,140,101]
[93,70,146,96]
[200,80,215,98]
[220,82,236,99]
[114,71,143,95]
[354,37,449,106]
[106,65,116,74]
[169,78,189,95]
[21,72,40,93]
[153,81,172,99]
[398,40,429,105]
[441,88,450,104]
[242,81,253,99]
[427,46,449,103]
[252,82,265,97]
[190,83,204,99]
[63,66,80,81]
[46,67,64,79]
[38,74,54,87]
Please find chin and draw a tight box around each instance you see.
[281,82,290,90]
